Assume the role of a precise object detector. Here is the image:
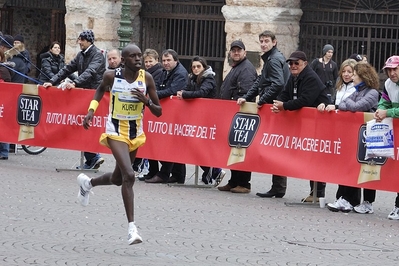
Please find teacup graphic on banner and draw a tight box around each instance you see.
[356,123,387,184]
[227,103,260,166]
[17,84,42,141]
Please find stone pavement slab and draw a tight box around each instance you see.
[1,148,398,266]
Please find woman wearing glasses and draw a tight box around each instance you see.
[176,56,226,185]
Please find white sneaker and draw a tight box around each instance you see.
[128,227,143,245]
[388,206,399,220]
[77,173,92,206]
[354,201,374,214]
[327,197,353,213]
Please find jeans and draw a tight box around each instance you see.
[0,142,9,157]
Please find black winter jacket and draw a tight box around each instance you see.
[182,66,216,99]
[278,65,329,110]
[50,45,105,89]
[219,58,257,101]
[38,52,77,84]
[244,47,290,105]
[157,62,188,99]
[147,62,163,88]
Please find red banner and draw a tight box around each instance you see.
[1,83,399,192]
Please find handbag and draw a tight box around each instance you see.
[365,118,395,159]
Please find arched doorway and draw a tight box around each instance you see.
[139,0,226,91]
[1,0,66,78]
[300,0,399,74]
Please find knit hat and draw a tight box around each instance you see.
[322,44,334,55]
[78,30,95,43]
[14,34,24,43]
[0,35,14,48]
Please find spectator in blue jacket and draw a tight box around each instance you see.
[145,49,188,184]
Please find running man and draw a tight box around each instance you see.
[78,44,162,245]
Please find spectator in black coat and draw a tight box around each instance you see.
[43,30,106,170]
[272,51,329,201]
[38,41,76,85]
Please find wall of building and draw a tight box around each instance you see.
[62,0,302,76]
[222,0,302,75]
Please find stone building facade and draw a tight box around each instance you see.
[62,0,302,75]
[0,0,303,78]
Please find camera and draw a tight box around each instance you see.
[325,80,333,88]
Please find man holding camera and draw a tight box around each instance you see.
[309,44,338,100]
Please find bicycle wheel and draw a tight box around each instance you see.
[21,145,47,155]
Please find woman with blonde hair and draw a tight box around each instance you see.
[320,62,380,213]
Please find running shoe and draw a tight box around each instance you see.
[77,173,92,206]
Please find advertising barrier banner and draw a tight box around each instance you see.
[1,83,398,192]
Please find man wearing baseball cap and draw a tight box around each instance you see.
[43,30,106,170]
[218,39,257,193]
[272,50,330,202]
[375,55,399,220]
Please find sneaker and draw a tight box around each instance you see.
[142,159,149,175]
[89,155,104,169]
[202,167,213,184]
[211,168,226,186]
[128,227,143,245]
[77,173,92,206]
[327,197,353,213]
[388,206,399,220]
[230,186,250,193]
[76,163,91,170]
[354,201,374,214]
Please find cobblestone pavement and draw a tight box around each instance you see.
[1,148,399,266]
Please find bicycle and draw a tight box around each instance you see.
[21,145,47,155]
[12,144,47,155]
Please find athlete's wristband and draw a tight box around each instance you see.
[88,100,99,112]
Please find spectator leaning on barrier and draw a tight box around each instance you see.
[374,55,399,220]
[0,34,25,159]
[319,62,379,213]
[272,50,330,202]
[176,56,226,185]
[218,40,257,193]
[77,43,162,245]
[106,48,121,69]
[38,41,77,85]
[0,35,26,84]
[0,48,12,160]
[134,48,163,181]
[145,49,188,184]
[13,34,31,83]
[42,30,106,170]
[237,30,290,198]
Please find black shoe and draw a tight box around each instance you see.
[0,156,8,160]
[168,176,185,184]
[256,190,285,198]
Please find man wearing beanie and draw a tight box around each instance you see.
[310,44,338,99]
[43,29,106,170]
